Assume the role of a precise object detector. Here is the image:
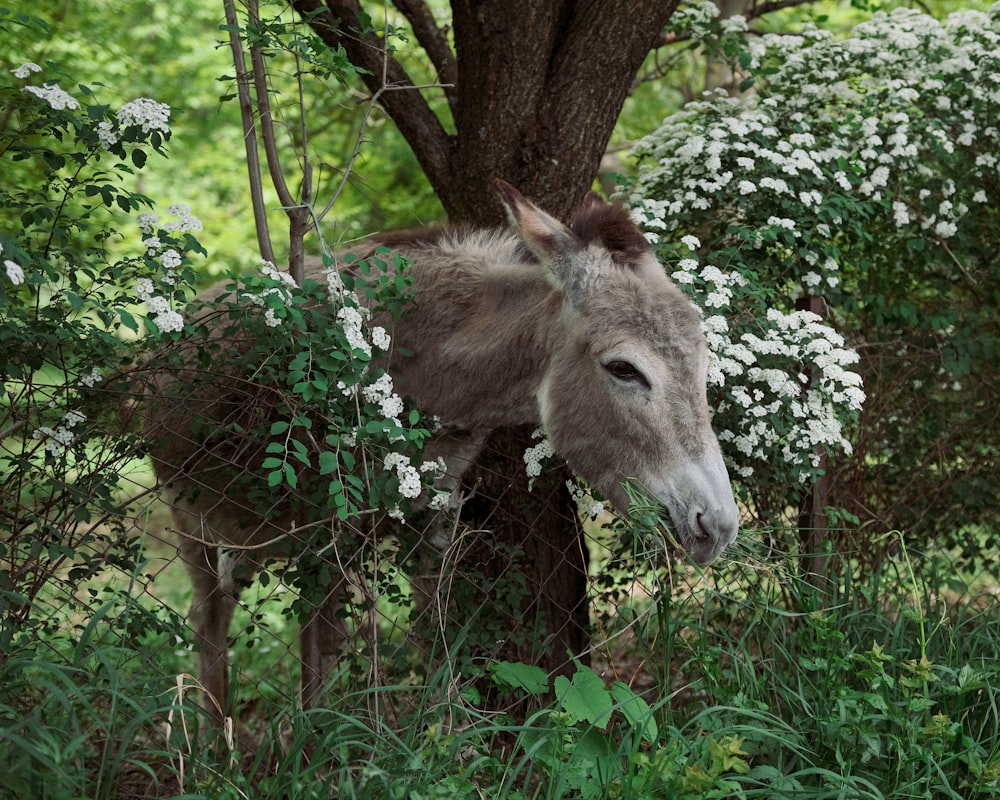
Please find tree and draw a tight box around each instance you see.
[288,0,680,224]
[265,0,688,679]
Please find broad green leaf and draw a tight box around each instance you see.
[554,667,613,730]
[491,661,549,695]
[611,681,658,743]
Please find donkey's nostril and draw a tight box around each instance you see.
[695,511,711,540]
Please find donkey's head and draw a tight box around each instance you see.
[496,180,739,565]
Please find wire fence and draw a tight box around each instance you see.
[6,342,992,752]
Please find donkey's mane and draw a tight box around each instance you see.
[370,224,456,251]
[570,197,651,269]
[369,195,649,270]
[370,224,536,264]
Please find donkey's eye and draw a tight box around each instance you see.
[604,360,650,389]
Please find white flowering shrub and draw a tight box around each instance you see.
[630,3,1000,537]
[678,256,865,486]
[0,61,203,642]
[0,51,439,629]
[637,5,1000,301]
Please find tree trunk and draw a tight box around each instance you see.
[460,427,591,680]
[289,0,679,220]
[288,0,679,690]
[797,294,831,580]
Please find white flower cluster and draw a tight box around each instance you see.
[566,480,607,520]
[672,0,721,41]
[384,452,424,499]
[325,267,347,299]
[1,242,25,286]
[382,452,447,521]
[674,260,864,481]
[138,205,202,236]
[239,261,297,328]
[362,372,405,420]
[96,121,118,150]
[327,270,391,353]
[11,62,42,79]
[116,98,171,135]
[523,429,555,489]
[135,286,183,333]
[78,366,103,388]
[633,5,1000,294]
[32,409,87,456]
[99,99,173,151]
[133,207,202,334]
[336,305,372,356]
[163,204,202,233]
[22,82,79,111]
[371,326,391,351]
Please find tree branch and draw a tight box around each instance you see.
[245,0,314,281]
[223,0,275,264]
[747,0,822,21]
[288,0,453,203]
[391,0,458,113]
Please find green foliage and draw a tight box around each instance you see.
[0,43,205,649]
[212,0,443,258]
[631,544,1000,798]
[134,245,448,632]
[192,251,432,517]
[0,31,214,797]
[0,590,190,800]
[0,0,442,276]
[5,529,998,798]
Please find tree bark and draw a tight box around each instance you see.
[460,427,591,681]
[287,0,680,691]
[290,0,679,222]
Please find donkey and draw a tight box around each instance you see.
[139,180,739,717]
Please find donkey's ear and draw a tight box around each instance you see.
[495,179,584,296]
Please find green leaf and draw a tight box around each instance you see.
[283,462,297,488]
[611,682,658,742]
[43,150,66,170]
[709,736,751,776]
[554,666,613,730]
[319,451,339,475]
[491,661,549,695]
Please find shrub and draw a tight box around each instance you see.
[629,4,1000,556]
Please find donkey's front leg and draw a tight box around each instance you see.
[180,535,239,722]
[299,574,349,709]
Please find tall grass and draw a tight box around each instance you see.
[1,532,998,799]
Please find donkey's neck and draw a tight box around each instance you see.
[390,260,558,431]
